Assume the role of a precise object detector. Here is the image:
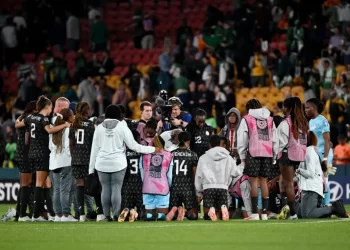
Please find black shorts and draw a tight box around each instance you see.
[278,152,301,169]
[30,158,49,172]
[244,153,272,178]
[121,185,143,210]
[18,162,33,173]
[169,188,196,209]
[203,188,228,209]
[268,162,281,180]
[72,165,88,179]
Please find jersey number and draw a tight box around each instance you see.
[195,136,201,144]
[76,129,84,144]
[30,124,35,138]
[130,159,138,174]
[174,160,188,175]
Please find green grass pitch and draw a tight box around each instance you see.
[1,204,350,250]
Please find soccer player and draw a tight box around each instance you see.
[23,96,70,222]
[69,102,103,222]
[305,98,334,206]
[13,101,37,222]
[166,132,198,221]
[277,97,308,220]
[140,136,174,221]
[187,109,215,158]
[139,118,157,146]
[195,135,241,221]
[237,99,278,220]
[118,130,144,222]
[49,108,77,222]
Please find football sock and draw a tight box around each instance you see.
[262,198,269,214]
[16,188,21,218]
[44,188,55,216]
[281,192,287,207]
[33,187,43,218]
[251,197,258,214]
[20,186,31,217]
[288,200,296,216]
[76,186,85,215]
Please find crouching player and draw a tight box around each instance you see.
[195,135,241,221]
[118,130,144,222]
[166,132,198,221]
[140,136,174,221]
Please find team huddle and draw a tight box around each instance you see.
[2,94,349,223]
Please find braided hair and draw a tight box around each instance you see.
[71,102,90,130]
[283,97,309,140]
[178,131,191,147]
[52,108,73,153]
[35,95,52,113]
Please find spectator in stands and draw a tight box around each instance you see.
[321,59,337,100]
[333,135,350,171]
[249,48,267,87]
[341,83,350,103]
[159,47,172,91]
[326,91,346,135]
[66,11,80,51]
[1,17,18,70]
[223,85,236,111]
[92,51,115,76]
[141,14,154,49]
[96,78,112,116]
[17,57,36,81]
[214,86,227,129]
[337,0,350,34]
[130,8,144,49]
[90,15,109,52]
[202,57,213,90]
[77,73,97,113]
[323,3,340,29]
[51,58,69,92]
[0,132,5,168]
[5,135,16,167]
[112,82,129,107]
[13,10,26,30]
[197,82,214,116]
[50,16,66,53]
[174,70,189,107]
[343,28,350,64]
[88,5,102,23]
[176,19,193,46]
[188,81,199,115]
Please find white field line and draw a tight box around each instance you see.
[0,219,349,231]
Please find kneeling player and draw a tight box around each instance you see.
[140,136,174,221]
[166,132,198,221]
[119,130,144,222]
[195,135,241,221]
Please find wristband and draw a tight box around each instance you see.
[322,158,328,162]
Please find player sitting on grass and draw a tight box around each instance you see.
[166,131,199,221]
[118,130,144,222]
[195,135,242,221]
[140,136,174,221]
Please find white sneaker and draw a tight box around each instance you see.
[18,216,32,222]
[288,214,298,220]
[54,216,61,222]
[96,214,106,222]
[32,216,47,222]
[0,207,16,222]
[79,215,86,222]
[244,213,260,220]
[261,214,268,220]
[61,215,78,222]
[268,212,278,219]
[48,214,55,222]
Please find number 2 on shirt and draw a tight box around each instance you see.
[30,123,35,138]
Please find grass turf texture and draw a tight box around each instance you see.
[1,204,350,250]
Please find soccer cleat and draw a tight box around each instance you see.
[244,214,260,220]
[166,207,178,221]
[48,214,55,222]
[96,214,106,222]
[268,212,278,219]
[61,215,78,222]
[32,216,48,222]
[177,207,185,221]
[278,205,290,220]
[332,199,348,218]
[261,214,268,220]
[208,207,217,221]
[221,205,229,221]
[118,208,130,223]
[0,207,16,222]
[79,215,87,222]
[18,216,32,222]
[54,216,61,222]
[129,209,138,223]
[288,214,298,220]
